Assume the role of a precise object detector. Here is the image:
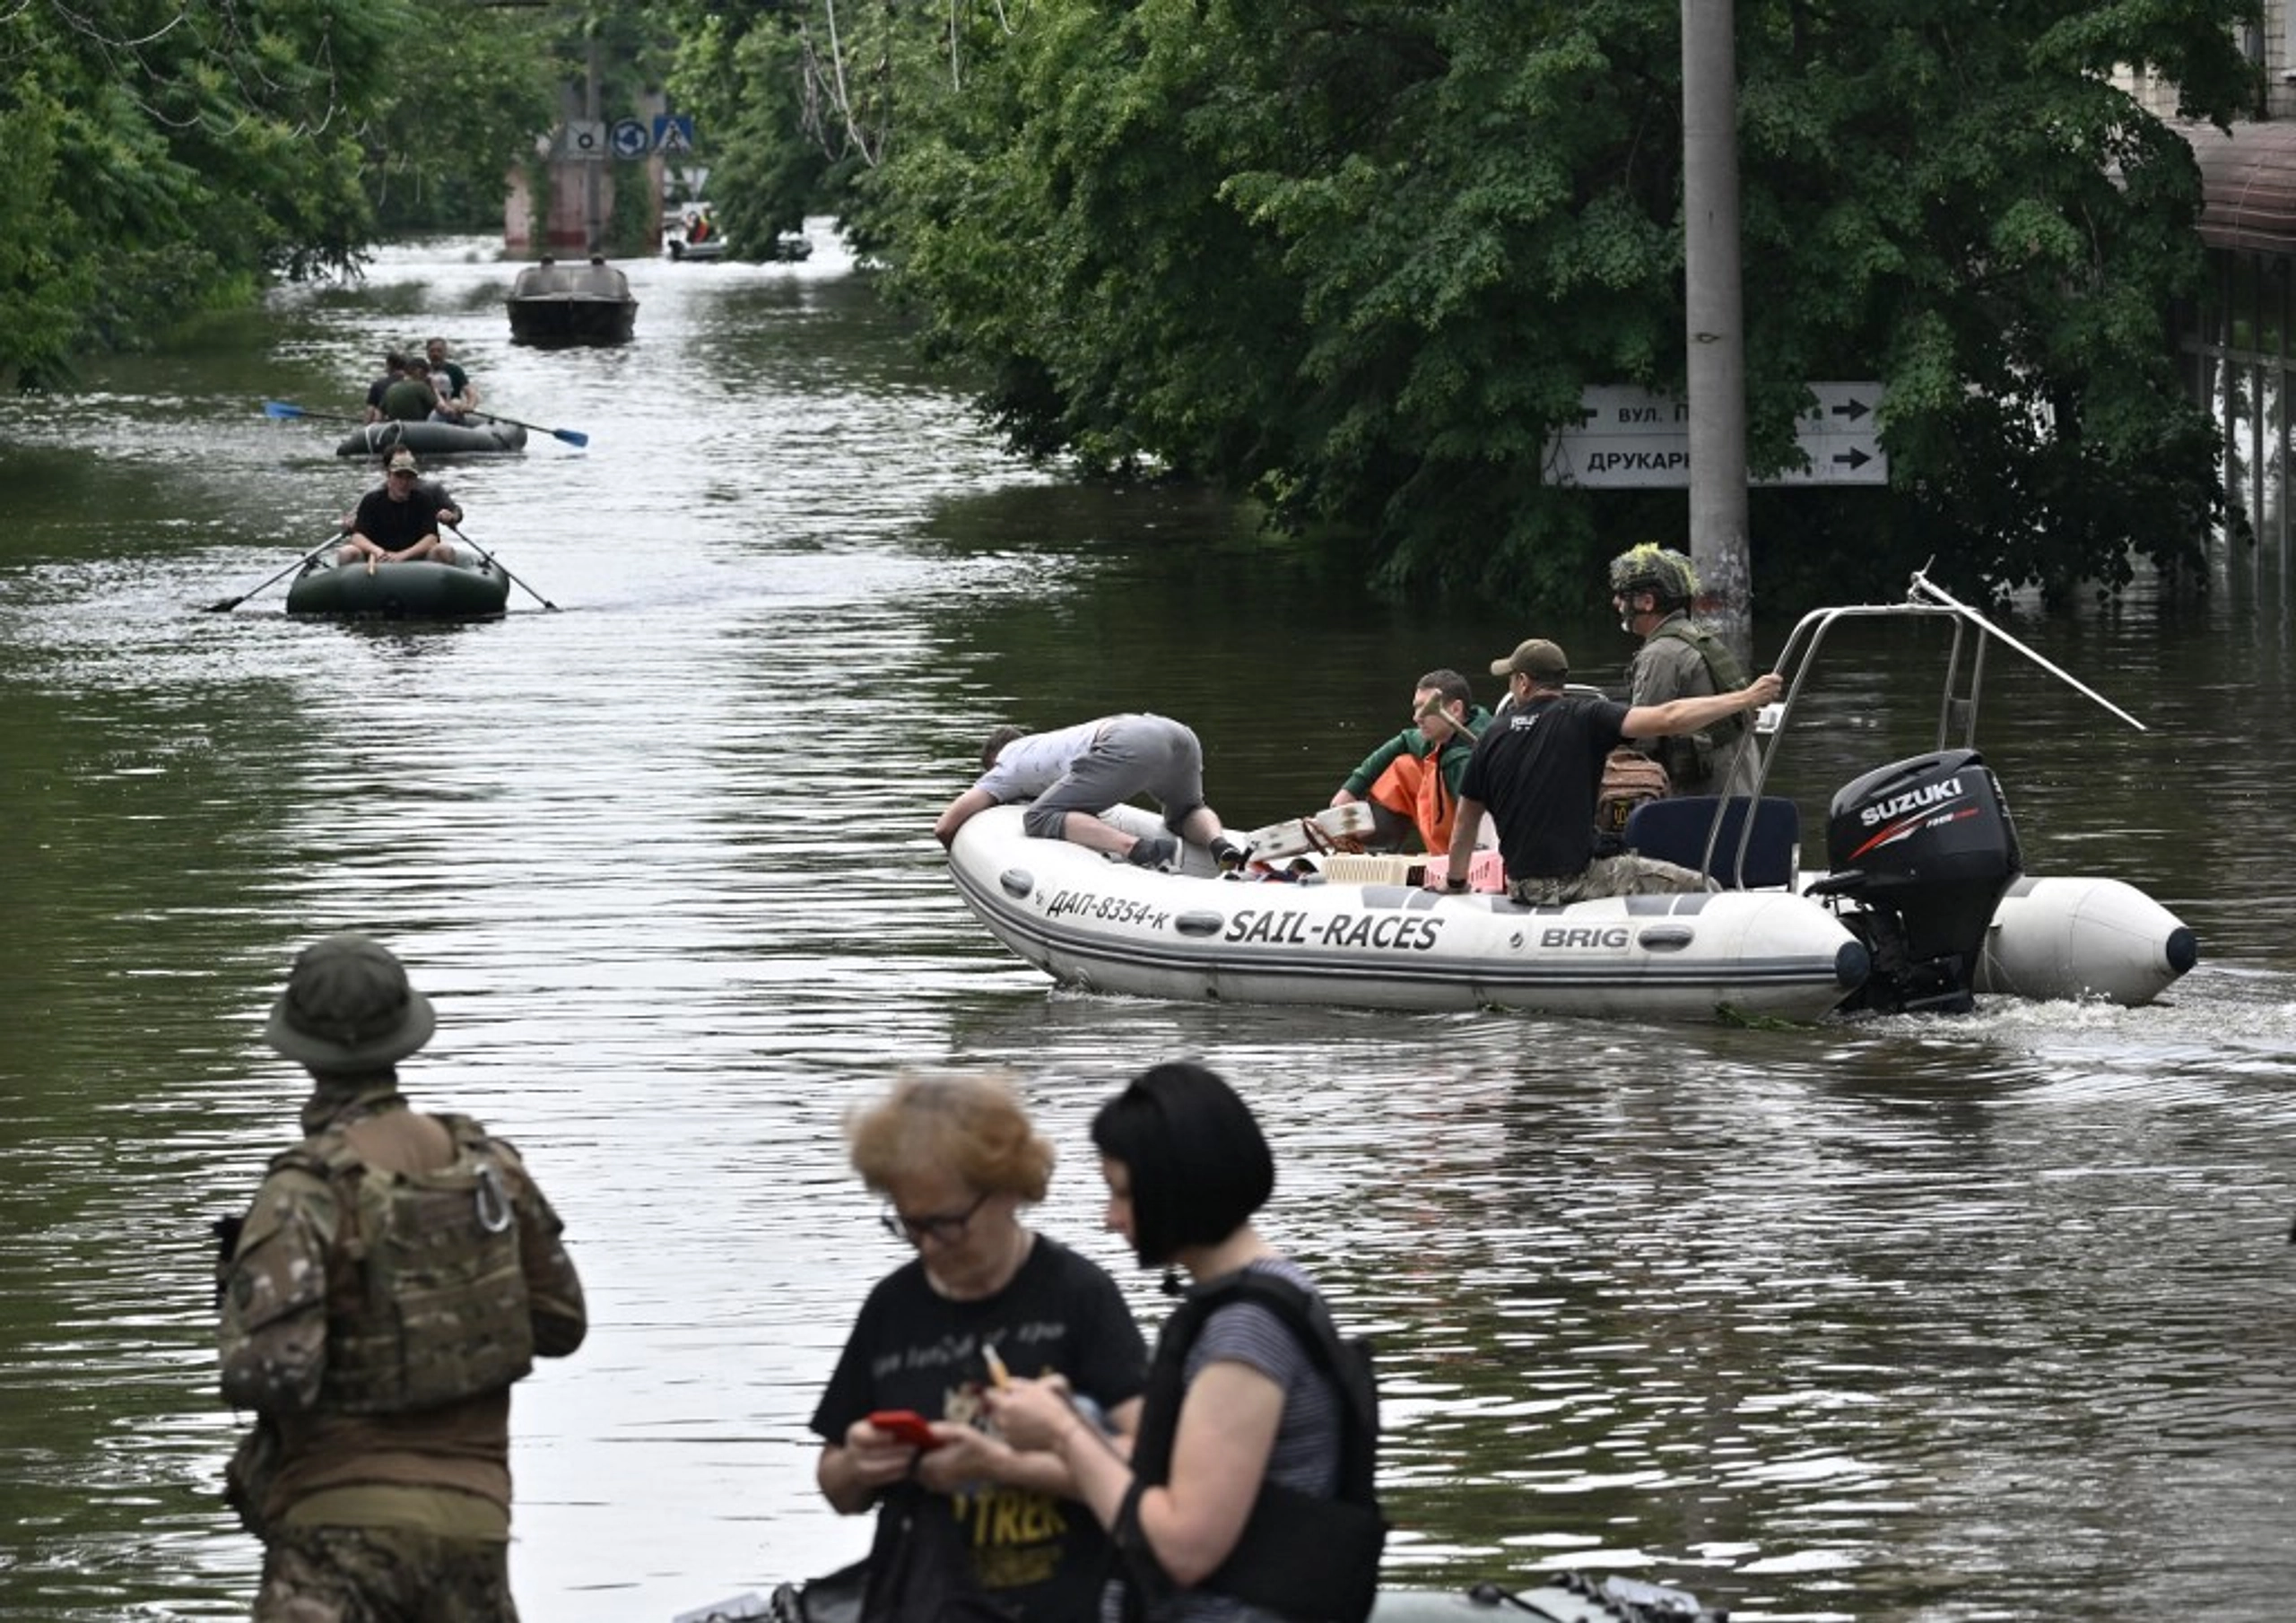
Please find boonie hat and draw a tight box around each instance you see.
[1489,638,1570,681]
[265,933,436,1071]
[386,449,419,473]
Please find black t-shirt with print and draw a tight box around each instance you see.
[1460,692,1630,880]
[812,1236,1148,1623]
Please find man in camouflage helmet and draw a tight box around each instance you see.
[216,933,586,1621]
[1607,543,1754,794]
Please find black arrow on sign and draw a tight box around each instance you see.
[1832,447,1873,471]
[1830,398,1871,422]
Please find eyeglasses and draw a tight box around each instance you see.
[880,1190,990,1245]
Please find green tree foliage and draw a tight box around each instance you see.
[0,0,405,384]
[364,1,561,235]
[655,0,844,256]
[672,0,2256,606]
[0,0,564,385]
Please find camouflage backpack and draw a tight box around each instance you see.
[1596,748,1673,843]
[286,1113,536,1414]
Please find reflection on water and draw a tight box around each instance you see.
[3,235,2295,1622]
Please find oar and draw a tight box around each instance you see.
[204,532,345,612]
[446,525,560,612]
[466,409,589,449]
[261,399,363,425]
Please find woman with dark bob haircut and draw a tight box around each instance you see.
[987,1063,1383,1623]
[1089,1061,1274,1268]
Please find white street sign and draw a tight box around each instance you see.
[561,120,606,162]
[1546,382,1887,488]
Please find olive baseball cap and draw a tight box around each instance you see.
[1489,638,1570,681]
[265,933,436,1071]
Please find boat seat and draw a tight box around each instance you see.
[1623,794,1800,889]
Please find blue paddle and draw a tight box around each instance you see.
[465,408,589,449]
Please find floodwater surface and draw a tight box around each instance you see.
[2,235,2293,1622]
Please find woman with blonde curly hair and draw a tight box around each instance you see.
[813,1072,1149,1623]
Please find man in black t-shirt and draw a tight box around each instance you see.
[341,450,460,568]
[1442,638,1781,905]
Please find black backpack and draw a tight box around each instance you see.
[1119,1269,1387,1623]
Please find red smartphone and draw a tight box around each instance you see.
[867,1409,944,1450]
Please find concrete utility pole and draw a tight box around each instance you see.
[1682,0,1752,650]
[585,33,604,253]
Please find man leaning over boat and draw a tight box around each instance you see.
[1443,638,1782,906]
[935,716,1249,872]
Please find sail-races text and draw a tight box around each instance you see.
[1042,890,1444,951]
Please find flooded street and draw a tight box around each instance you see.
[2,235,2294,1621]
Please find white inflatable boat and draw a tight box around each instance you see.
[944,573,2196,1022]
[947,805,1871,1023]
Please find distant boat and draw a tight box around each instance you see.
[335,420,526,457]
[664,230,813,264]
[507,256,637,345]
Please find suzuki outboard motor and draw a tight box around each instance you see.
[1809,749,2022,1014]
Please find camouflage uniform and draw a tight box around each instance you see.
[218,936,586,1623]
[253,1523,520,1622]
[1507,852,1707,906]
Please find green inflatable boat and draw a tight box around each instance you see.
[285,554,511,620]
[335,419,527,457]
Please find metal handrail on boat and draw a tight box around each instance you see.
[1697,568,2147,886]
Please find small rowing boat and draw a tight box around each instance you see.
[335,419,527,457]
[284,554,510,621]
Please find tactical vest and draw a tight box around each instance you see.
[276,1112,535,1414]
[1648,619,1751,742]
[1118,1271,1386,1623]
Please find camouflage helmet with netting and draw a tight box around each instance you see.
[1606,544,1699,607]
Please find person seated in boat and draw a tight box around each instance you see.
[422,336,480,423]
[1328,668,1492,855]
[934,716,1249,872]
[685,209,713,245]
[1608,543,1754,795]
[1440,638,1782,906]
[340,450,460,569]
[377,357,442,423]
[361,352,407,424]
[812,1071,1148,1623]
[986,1062,1384,1623]
[337,447,460,534]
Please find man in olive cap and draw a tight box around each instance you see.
[216,933,586,1620]
[1606,543,1754,794]
[1441,639,1783,904]
[341,448,460,569]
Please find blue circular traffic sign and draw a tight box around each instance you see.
[609,118,649,159]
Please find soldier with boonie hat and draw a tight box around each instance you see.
[217,934,587,1618]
